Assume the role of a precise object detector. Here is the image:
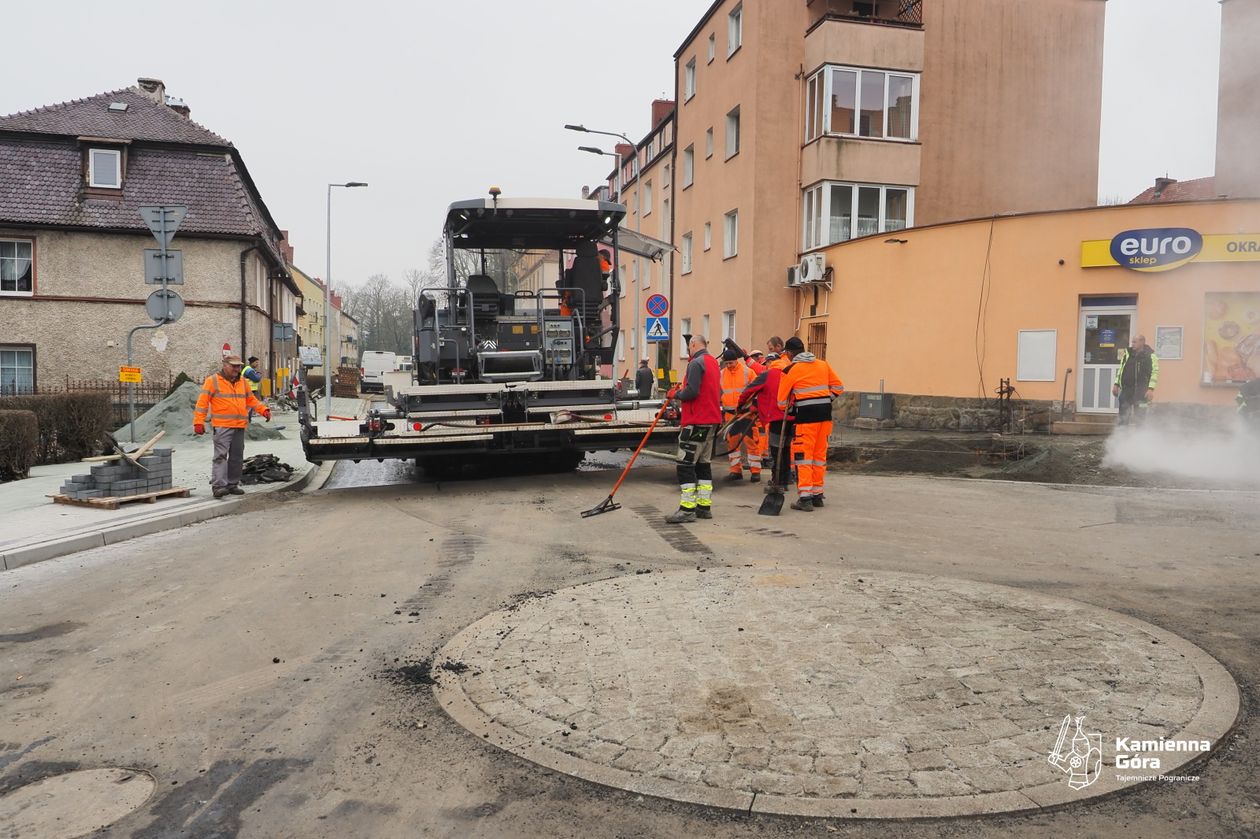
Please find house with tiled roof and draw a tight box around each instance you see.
[0,77,298,395]
[1129,176,1220,205]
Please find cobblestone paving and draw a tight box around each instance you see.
[433,569,1236,817]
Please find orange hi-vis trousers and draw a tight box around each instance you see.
[791,420,831,499]
[726,420,763,475]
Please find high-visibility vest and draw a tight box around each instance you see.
[194,373,264,429]
[777,357,844,423]
[720,363,752,411]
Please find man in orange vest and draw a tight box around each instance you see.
[194,355,271,498]
[777,337,844,511]
[719,348,760,481]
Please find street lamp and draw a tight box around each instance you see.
[569,123,644,376]
[325,181,368,417]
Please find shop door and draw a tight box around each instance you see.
[1077,308,1133,413]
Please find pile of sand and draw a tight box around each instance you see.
[117,381,284,443]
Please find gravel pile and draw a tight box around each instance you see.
[117,381,284,443]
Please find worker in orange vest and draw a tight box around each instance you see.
[776,337,844,511]
[719,348,760,481]
[193,355,271,498]
[744,350,769,468]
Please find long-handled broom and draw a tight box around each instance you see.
[581,398,674,518]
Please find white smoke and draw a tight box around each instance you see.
[1102,415,1260,487]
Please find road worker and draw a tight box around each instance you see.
[242,355,263,420]
[777,337,844,511]
[744,350,768,467]
[193,355,271,498]
[720,349,761,482]
[746,350,767,375]
[665,335,722,524]
[766,335,786,359]
[739,353,792,493]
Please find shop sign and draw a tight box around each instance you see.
[1082,230,1260,272]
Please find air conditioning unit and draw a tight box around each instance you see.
[798,253,826,284]
[786,265,803,287]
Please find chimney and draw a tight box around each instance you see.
[1153,176,1176,199]
[278,230,295,266]
[651,99,675,128]
[581,185,591,199]
[136,77,166,104]
[166,97,191,118]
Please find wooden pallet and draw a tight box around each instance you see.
[49,486,192,510]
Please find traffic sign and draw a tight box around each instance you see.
[646,316,670,342]
[119,366,142,384]
[144,248,184,284]
[645,293,669,317]
[145,288,184,324]
[138,206,187,248]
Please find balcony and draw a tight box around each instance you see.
[807,0,923,31]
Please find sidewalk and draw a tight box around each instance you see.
[0,406,349,572]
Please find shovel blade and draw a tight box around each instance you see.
[757,491,785,516]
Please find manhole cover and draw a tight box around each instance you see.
[430,569,1238,818]
[0,768,155,838]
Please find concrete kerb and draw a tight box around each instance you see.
[428,568,1241,821]
[0,459,332,572]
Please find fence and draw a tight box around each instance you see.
[37,375,178,429]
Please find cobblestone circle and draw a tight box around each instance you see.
[432,569,1238,818]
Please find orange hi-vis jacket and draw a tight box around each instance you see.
[777,354,844,423]
[720,363,753,412]
[194,373,267,429]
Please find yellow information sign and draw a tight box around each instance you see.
[119,366,142,384]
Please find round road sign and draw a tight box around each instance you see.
[645,294,669,317]
[145,288,184,324]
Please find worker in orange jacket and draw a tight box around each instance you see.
[777,337,844,511]
[193,355,271,498]
[720,349,761,481]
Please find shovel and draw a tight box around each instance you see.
[758,420,792,516]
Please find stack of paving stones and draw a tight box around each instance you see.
[59,448,174,500]
[334,365,360,398]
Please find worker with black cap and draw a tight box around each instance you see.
[777,336,844,511]
[719,347,760,481]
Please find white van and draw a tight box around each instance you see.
[359,351,398,393]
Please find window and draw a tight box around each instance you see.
[801,182,914,249]
[684,58,697,101]
[681,232,694,274]
[723,310,736,343]
[702,314,710,342]
[703,222,712,251]
[725,108,740,159]
[723,209,739,258]
[727,4,743,56]
[0,239,33,295]
[643,180,653,216]
[679,317,692,358]
[618,331,626,362]
[661,198,671,240]
[705,128,714,159]
[682,146,694,187]
[88,148,121,188]
[807,322,827,360]
[707,33,716,63]
[662,163,671,189]
[805,65,919,142]
[0,346,34,395]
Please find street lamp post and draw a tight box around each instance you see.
[325,181,368,418]
[568,124,643,376]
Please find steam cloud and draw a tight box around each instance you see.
[1103,416,1260,487]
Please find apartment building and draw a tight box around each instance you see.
[669,0,1105,360]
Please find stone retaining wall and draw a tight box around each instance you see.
[836,392,1059,433]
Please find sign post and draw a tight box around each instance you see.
[126,206,187,441]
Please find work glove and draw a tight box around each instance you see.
[666,384,681,400]
[194,423,206,435]
[261,409,272,422]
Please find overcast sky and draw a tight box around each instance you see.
[0,0,1223,288]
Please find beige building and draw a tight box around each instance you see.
[291,264,326,356]
[1215,0,1260,199]
[0,78,295,394]
[669,0,1105,361]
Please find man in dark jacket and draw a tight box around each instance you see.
[635,358,656,400]
[666,335,722,524]
[1112,334,1160,425]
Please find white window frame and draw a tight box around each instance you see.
[679,317,692,358]
[727,4,743,57]
[88,148,122,189]
[682,146,694,188]
[681,232,694,274]
[725,107,740,159]
[0,238,34,296]
[662,163,671,189]
[805,65,920,143]
[703,221,712,252]
[723,209,739,258]
[618,330,626,361]
[643,180,653,216]
[684,58,697,101]
[661,197,671,241]
[723,310,736,343]
[702,314,710,343]
[705,127,714,159]
[801,181,915,250]
[0,345,35,395]
[707,33,716,63]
